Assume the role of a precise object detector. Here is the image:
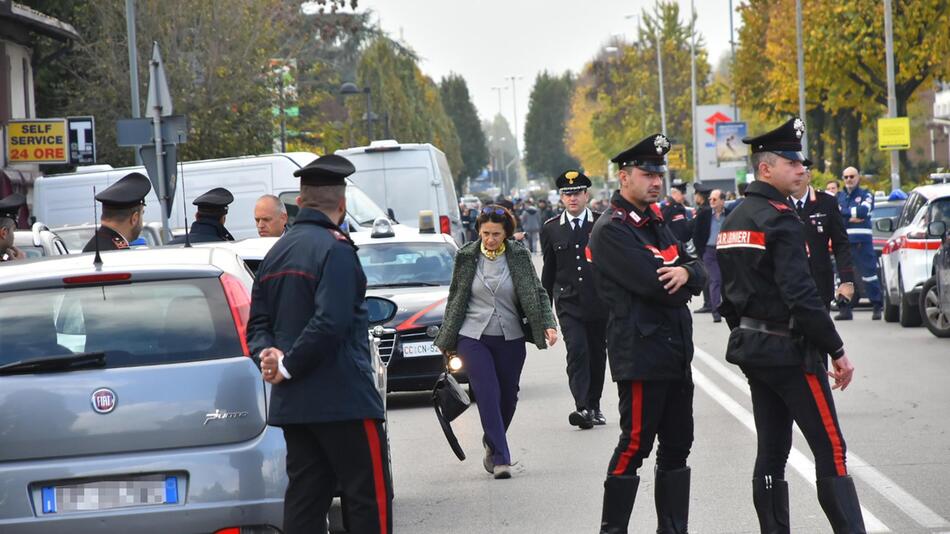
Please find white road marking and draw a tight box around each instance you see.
[691,366,891,532]
[694,347,950,529]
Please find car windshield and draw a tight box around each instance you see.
[279,187,387,228]
[357,242,456,287]
[0,278,243,369]
[55,227,95,251]
[871,205,902,219]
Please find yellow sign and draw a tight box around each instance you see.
[877,117,910,150]
[668,144,687,170]
[4,119,69,163]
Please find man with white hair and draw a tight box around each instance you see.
[255,194,288,237]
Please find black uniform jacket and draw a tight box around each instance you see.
[247,208,385,425]
[540,209,607,321]
[82,225,129,253]
[660,201,692,243]
[691,205,712,258]
[717,181,845,369]
[588,191,707,382]
[794,187,854,306]
[167,219,235,245]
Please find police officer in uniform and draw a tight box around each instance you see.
[789,166,856,310]
[248,154,392,534]
[661,179,692,243]
[168,187,236,244]
[0,193,26,262]
[82,172,152,253]
[837,167,882,320]
[540,169,608,429]
[589,134,707,534]
[717,117,866,532]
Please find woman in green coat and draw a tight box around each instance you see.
[434,205,558,479]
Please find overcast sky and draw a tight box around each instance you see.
[355,0,741,150]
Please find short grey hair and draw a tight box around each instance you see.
[257,194,286,214]
[1,217,15,233]
[299,184,345,212]
[750,152,778,179]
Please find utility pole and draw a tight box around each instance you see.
[690,0,699,182]
[795,0,808,154]
[491,86,507,193]
[729,0,738,121]
[655,1,670,192]
[278,71,286,153]
[506,75,523,157]
[125,0,142,165]
[883,0,900,191]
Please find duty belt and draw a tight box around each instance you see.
[739,317,791,337]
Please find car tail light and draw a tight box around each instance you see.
[63,273,131,284]
[439,215,451,235]
[220,273,251,356]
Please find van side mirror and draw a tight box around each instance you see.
[928,220,947,238]
[874,218,894,233]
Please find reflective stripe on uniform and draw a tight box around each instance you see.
[804,374,847,477]
[612,381,643,476]
[846,228,873,235]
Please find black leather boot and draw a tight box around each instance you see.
[752,476,790,534]
[600,475,640,534]
[655,467,690,533]
[817,476,867,534]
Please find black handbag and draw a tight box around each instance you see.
[432,370,470,461]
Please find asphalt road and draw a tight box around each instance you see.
[385,262,950,533]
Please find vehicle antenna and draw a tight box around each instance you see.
[92,186,103,267]
[179,135,191,248]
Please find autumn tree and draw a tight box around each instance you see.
[523,70,578,182]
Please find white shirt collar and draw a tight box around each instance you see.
[561,207,592,226]
[790,187,810,206]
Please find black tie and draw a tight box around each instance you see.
[796,199,804,212]
[573,218,582,232]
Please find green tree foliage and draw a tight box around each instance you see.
[440,73,489,182]
[482,114,520,189]
[586,1,714,181]
[523,71,578,181]
[353,38,463,178]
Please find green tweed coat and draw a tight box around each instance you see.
[434,239,557,352]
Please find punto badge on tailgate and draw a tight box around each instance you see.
[204,409,249,425]
[91,388,117,414]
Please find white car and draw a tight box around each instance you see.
[12,223,70,258]
[877,183,950,326]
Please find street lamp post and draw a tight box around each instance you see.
[654,2,670,192]
[795,0,808,154]
[125,0,142,164]
[506,75,524,159]
[883,0,900,191]
[689,0,699,182]
[340,82,375,142]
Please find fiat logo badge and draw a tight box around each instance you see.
[91,388,117,414]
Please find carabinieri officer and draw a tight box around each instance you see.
[717,117,866,532]
[589,134,706,534]
[540,169,608,429]
[82,172,152,253]
[248,154,392,534]
[168,187,236,244]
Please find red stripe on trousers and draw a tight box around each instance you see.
[612,381,643,476]
[362,419,388,533]
[805,374,847,476]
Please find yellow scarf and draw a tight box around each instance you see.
[480,240,506,261]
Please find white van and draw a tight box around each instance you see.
[33,153,389,240]
[337,140,464,244]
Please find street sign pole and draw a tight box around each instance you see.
[795,0,808,155]
[883,0,900,192]
[150,60,169,238]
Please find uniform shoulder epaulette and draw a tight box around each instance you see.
[113,237,129,249]
[328,228,349,242]
[610,208,626,221]
[767,200,793,212]
[543,214,560,225]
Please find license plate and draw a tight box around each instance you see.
[402,341,441,358]
[42,475,178,514]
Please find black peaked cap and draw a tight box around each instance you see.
[555,169,592,193]
[294,154,356,186]
[193,187,234,214]
[0,193,26,221]
[611,133,671,173]
[742,117,807,162]
[95,172,152,208]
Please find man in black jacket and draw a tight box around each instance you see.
[82,172,152,253]
[717,117,865,533]
[250,155,392,534]
[541,169,608,429]
[789,168,856,310]
[590,134,706,534]
[690,184,713,313]
[168,187,235,244]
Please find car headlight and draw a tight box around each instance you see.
[426,325,441,338]
[448,356,463,371]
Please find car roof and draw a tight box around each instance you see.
[0,247,240,290]
[351,225,457,247]
[912,183,950,200]
[188,237,281,260]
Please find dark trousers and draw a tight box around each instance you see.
[850,240,882,306]
[607,379,694,476]
[457,334,527,465]
[559,312,607,411]
[702,246,721,315]
[741,365,849,480]
[282,420,392,534]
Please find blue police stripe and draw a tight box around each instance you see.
[164,476,178,504]
[42,486,56,513]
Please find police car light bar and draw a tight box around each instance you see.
[371,217,395,238]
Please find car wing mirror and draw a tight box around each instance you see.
[366,296,397,326]
[928,220,947,238]
[874,218,894,233]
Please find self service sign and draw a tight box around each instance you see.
[5,119,69,164]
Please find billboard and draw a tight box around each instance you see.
[715,122,748,167]
[696,105,741,184]
[4,119,69,164]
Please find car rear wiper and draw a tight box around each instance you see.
[368,282,443,288]
[0,351,106,375]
